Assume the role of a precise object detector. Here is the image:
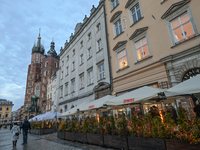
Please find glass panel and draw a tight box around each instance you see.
[131,7,135,13]
[135,41,141,49]
[171,18,180,29]
[182,22,195,39]
[116,27,119,36]
[137,48,143,61]
[119,58,123,69]
[137,9,141,20]
[122,49,126,57]
[133,13,137,23]
[173,27,185,43]
[141,37,147,45]
[143,45,150,58]
[119,24,122,34]
[123,56,128,68]
[136,4,139,10]
[180,13,189,24]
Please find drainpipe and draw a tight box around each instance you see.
[103,0,113,95]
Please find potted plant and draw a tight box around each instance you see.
[74,119,87,143]
[57,121,66,139]
[65,120,75,142]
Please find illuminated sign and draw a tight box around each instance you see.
[123,98,135,104]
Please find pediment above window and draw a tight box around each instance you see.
[129,27,148,40]
[113,41,127,51]
[125,0,136,9]
[110,11,122,22]
[161,0,191,19]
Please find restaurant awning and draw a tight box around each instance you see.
[164,74,200,97]
[62,101,90,116]
[104,86,165,106]
[79,95,115,111]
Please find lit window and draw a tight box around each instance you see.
[131,4,142,24]
[135,37,150,61]
[114,19,123,36]
[117,49,128,69]
[99,64,105,80]
[88,47,92,59]
[80,75,85,88]
[88,70,94,84]
[170,13,195,44]
[97,39,102,51]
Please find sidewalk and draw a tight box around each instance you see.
[0,128,114,150]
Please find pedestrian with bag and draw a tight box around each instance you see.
[21,116,31,145]
[11,122,21,147]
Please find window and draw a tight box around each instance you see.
[65,83,69,96]
[170,12,195,44]
[67,55,69,61]
[135,37,150,61]
[45,61,48,67]
[61,71,63,79]
[131,4,142,24]
[71,80,75,92]
[80,41,83,48]
[0,114,1,118]
[98,64,105,80]
[114,19,123,37]
[88,47,92,59]
[62,61,64,66]
[36,54,38,62]
[65,105,68,112]
[55,62,57,68]
[60,86,63,98]
[80,74,85,89]
[6,107,9,111]
[44,70,47,76]
[88,70,94,85]
[0,107,2,111]
[5,114,8,118]
[66,67,69,75]
[111,0,118,10]
[96,23,101,32]
[72,49,75,56]
[117,49,128,70]
[88,33,91,41]
[80,54,84,65]
[72,61,75,71]
[97,39,102,51]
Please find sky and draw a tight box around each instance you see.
[0,0,100,111]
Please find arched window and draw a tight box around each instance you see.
[182,68,200,82]
[35,84,40,97]
[45,61,48,67]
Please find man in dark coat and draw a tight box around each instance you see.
[21,116,31,145]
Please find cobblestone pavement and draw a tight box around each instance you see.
[0,128,114,150]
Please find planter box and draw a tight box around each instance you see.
[128,136,165,150]
[35,129,43,135]
[57,132,65,139]
[74,133,87,143]
[43,128,55,134]
[165,139,200,150]
[87,133,104,146]
[31,129,35,134]
[104,134,127,149]
[65,132,75,141]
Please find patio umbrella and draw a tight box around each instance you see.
[79,95,115,111]
[164,75,200,97]
[104,86,165,106]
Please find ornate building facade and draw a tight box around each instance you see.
[23,32,59,119]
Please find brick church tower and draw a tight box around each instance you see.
[23,30,59,119]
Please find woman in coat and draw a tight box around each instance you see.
[11,122,21,147]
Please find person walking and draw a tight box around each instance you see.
[11,122,21,147]
[21,116,31,145]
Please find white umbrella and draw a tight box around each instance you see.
[42,111,62,120]
[105,86,165,106]
[79,95,115,111]
[164,74,200,97]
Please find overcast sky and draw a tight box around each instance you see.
[0,0,100,111]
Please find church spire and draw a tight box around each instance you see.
[37,27,41,47]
